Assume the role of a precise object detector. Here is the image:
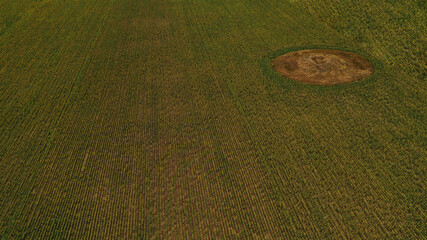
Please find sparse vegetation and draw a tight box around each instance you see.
[272,49,374,85]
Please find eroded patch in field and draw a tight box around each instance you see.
[272,49,374,85]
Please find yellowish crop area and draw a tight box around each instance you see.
[1,0,425,239]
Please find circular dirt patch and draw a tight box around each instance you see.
[272,49,374,85]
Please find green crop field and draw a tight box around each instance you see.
[1,0,425,239]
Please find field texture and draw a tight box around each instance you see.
[1,0,426,239]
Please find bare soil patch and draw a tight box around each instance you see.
[272,49,374,85]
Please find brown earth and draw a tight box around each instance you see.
[272,49,374,85]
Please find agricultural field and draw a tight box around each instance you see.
[0,0,425,239]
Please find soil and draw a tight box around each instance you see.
[272,49,374,85]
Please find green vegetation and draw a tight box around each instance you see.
[1,0,425,238]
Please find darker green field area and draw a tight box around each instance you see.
[1,0,425,239]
